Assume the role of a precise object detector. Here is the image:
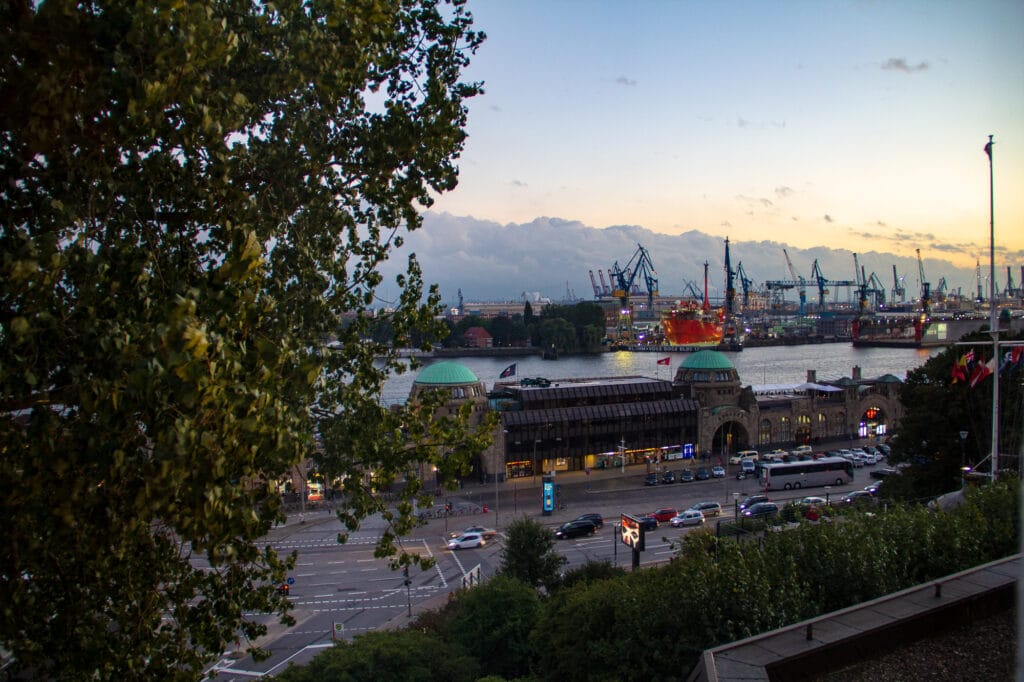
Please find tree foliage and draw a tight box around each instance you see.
[0,0,484,677]
[499,517,566,591]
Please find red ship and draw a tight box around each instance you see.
[660,261,725,346]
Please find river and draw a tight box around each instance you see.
[380,344,942,405]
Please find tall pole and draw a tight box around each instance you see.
[986,134,999,482]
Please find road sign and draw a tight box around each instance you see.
[286,577,295,585]
[332,622,345,641]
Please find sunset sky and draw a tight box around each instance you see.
[430,0,1024,270]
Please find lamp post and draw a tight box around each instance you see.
[532,438,541,483]
[960,466,972,490]
[824,486,831,507]
[959,430,968,477]
[733,492,740,520]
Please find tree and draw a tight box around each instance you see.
[0,1,484,677]
[499,518,566,591]
[273,629,479,682]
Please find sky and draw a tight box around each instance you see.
[428,0,1024,272]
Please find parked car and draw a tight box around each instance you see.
[877,443,892,457]
[638,514,659,531]
[652,507,678,522]
[449,525,497,539]
[849,454,867,468]
[871,467,898,480]
[695,467,710,481]
[689,501,722,517]
[555,520,597,539]
[842,490,875,507]
[711,465,726,478]
[680,469,695,483]
[739,494,770,511]
[740,459,756,475]
[644,473,659,486]
[573,513,604,529]
[661,470,676,484]
[670,510,705,527]
[743,502,779,519]
[447,532,485,550]
[798,496,827,507]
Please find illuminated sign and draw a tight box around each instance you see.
[683,443,695,459]
[620,513,645,551]
[542,479,555,514]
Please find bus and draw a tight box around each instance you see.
[759,457,854,491]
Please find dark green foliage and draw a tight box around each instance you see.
[447,575,542,679]
[557,560,626,591]
[0,0,484,676]
[499,517,566,591]
[272,629,479,682]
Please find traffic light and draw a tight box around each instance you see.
[445,502,451,513]
[403,565,411,586]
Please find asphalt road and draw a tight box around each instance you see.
[207,458,881,679]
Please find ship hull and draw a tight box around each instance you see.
[852,313,1007,348]
[661,309,724,346]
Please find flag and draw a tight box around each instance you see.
[499,363,516,379]
[1000,346,1024,374]
[984,139,993,159]
[969,357,994,388]
[951,351,971,384]
[656,357,671,366]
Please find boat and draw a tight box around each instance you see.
[851,310,1006,348]
[660,261,727,347]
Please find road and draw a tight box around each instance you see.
[207,458,880,679]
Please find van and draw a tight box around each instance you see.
[792,445,813,454]
[730,449,758,464]
[741,459,756,475]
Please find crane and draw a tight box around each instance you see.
[588,270,601,299]
[866,271,887,308]
[724,237,736,319]
[598,270,611,297]
[608,244,658,343]
[916,248,930,313]
[736,261,753,312]
[891,264,906,302]
[975,260,983,304]
[811,259,856,310]
[783,248,807,316]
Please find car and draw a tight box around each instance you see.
[573,513,604,529]
[877,443,892,457]
[849,454,867,468]
[695,467,710,481]
[792,445,813,454]
[740,459,756,475]
[661,470,676,484]
[447,532,485,550]
[689,501,722,517]
[555,520,597,539]
[864,482,881,496]
[742,502,779,519]
[637,514,659,531]
[670,510,705,527]
[711,465,726,478]
[680,469,695,482]
[871,467,898,480]
[842,490,875,507]
[862,445,880,457]
[448,525,497,539]
[644,472,659,486]
[798,496,827,507]
[651,507,678,522]
[738,494,770,511]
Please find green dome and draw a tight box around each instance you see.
[414,361,479,386]
[680,349,734,371]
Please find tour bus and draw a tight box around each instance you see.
[759,457,854,491]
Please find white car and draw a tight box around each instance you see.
[798,496,827,507]
[447,532,485,550]
[670,510,705,527]
[449,526,497,539]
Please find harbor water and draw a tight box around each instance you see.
[380,344,942,406]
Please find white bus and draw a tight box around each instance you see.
[759,457,854,491]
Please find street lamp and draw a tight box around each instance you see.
[532,438,541,483]
[960,466,972,490]
[959,430,968,475]
[733,492,739,520]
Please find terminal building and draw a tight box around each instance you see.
[406,350,903,483]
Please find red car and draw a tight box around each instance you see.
[651,507,678,523]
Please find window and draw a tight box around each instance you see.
[759,419,772,445]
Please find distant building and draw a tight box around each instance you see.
[461,326,493,348]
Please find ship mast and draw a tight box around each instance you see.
[702,261,711,312]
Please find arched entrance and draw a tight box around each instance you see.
[712,421,751,464]
[858,405,888,441]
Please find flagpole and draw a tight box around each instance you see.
[985,134,999,482]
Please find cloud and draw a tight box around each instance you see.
[615,76,637,86]
[824,214,834,223]
[881,58,929,73]
[736,116,749,128]
[775,186,794,198]
[760,198,774,208]
[510,179,528,188]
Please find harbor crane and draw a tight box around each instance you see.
[783,248,807,316]
[811,259,855,310]
[866,271,887,308]
[916,248,931,313]
[736,261,754,311]
[976,260,984,304]
[891,264,906,302]
[609,243,658,342]
[724,237,737,319]
[588,270,601,299]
